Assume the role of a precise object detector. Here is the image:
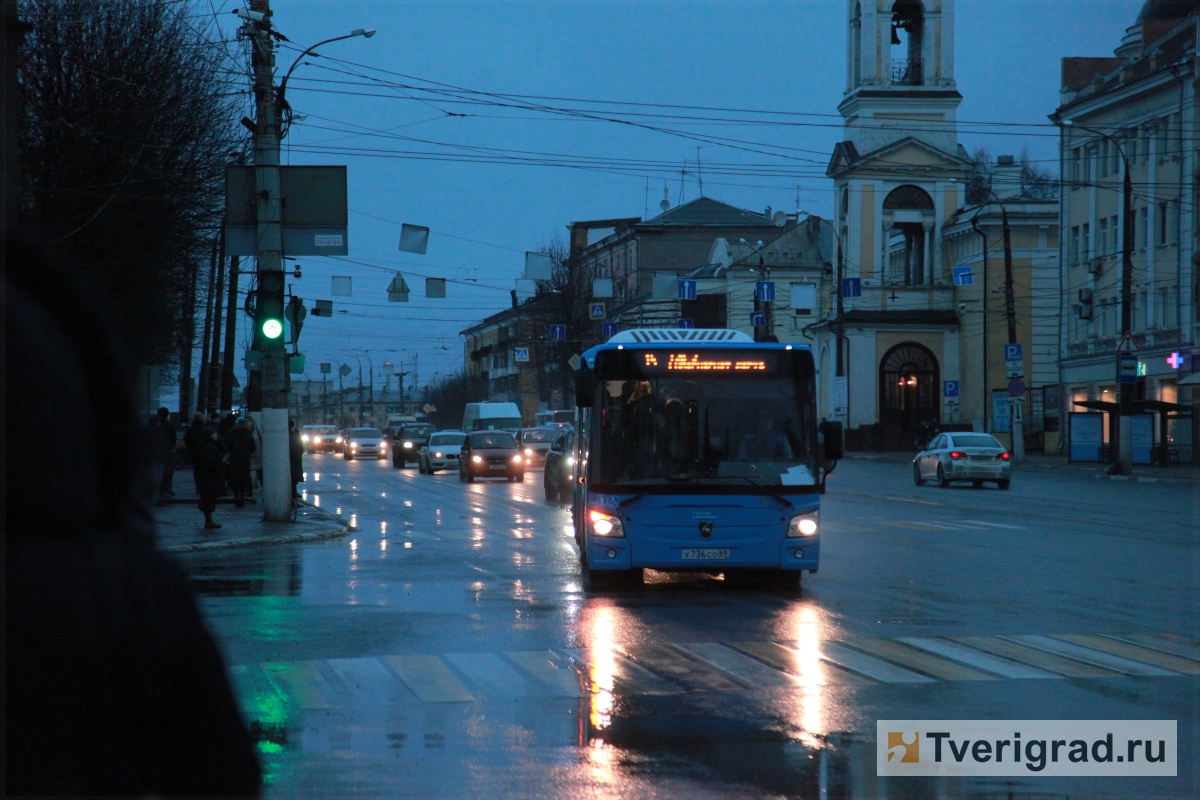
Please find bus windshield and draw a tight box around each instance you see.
[591,351,817,488]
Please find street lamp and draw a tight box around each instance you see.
[738,238,775,339]
[276,28,376,138]
[1057,118,1134,474]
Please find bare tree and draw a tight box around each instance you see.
[964,145,993,206]
[18,0,245,371]
[522,235,598,408]
[1019,146,1059,200]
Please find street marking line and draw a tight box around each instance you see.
[1007,635,1179,677]
[878,520,943,531]
[621,644,746,692]
[444,652,537,697]
[898,638,1059,679]
[505,650,584,697]
[561,648,685,695]
[815,641,936,683]
[964,521,1025,530]
[261,661,336,710]
[384,655,476,703]
[951,637,1121,678]
[1055,635,1200,675]
[728,642,873,685]
[325,657,405,702]
[672,643,802,689]
[1111,634,1200,662]
[841,638,1000,681]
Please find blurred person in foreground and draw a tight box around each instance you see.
[6,237,262,796]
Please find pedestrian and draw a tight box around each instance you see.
[218,411,236,440]
[8,234,261,796]
[145,412,169,505]
[194,426,227,529]
[245,414,263,497]
[225,418,256,508]
[156,407,177,497]
[183,412,206,492]
[289,417,305,500]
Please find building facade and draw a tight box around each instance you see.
[1050,0,1196,463]
[460,304,551,425]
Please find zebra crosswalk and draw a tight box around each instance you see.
[229,632,1198,717]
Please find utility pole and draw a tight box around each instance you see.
[1000,203,1023,462]
[179,256,197,418]
[197,234,219,413]
[247,0,291,521]
[219,255,240,413]
[207,239,226,416]
[971,216,990,433]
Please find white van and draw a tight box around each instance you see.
[462,402,523,433]
[534,409,576,427]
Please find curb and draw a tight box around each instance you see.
[160,525,349,554]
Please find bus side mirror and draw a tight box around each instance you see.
[575,368,595,408]
[819,420,844,461]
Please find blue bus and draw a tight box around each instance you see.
[571,329,842,588]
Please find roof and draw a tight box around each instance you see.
[638,196,773,228]
[816,310,961,329]
[606,328,754,344]
[685,217,833,279]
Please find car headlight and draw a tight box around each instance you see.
[787,510,819,537]
[589,509,625,538]
[350,442,358,449]
[472,455,482,463]
[525,448,533,456]
[434,452,442,458]
[336,437,343,443]
[301,434,309,441]
[513,454,522,463]
[566,456,575,465]
[404,441,413,448]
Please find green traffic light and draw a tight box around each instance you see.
[262,318,284,339]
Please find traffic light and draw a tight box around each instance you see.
[258,271,285,347]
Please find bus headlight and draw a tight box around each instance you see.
[589,510,625,538]
[787,510,819,537]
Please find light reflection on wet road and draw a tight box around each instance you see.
[179,454,1194,798]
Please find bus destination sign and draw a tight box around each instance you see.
[643,352,776,372]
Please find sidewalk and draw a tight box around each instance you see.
[841,450,1194,484]
[153,468,351,555]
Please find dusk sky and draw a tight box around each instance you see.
[193,0,1141,402]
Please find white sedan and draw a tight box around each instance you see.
[913,432,1011,489]
[420,431,467,474]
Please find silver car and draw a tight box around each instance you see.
[343,427,387,461]
[420,431,467,474]
[914,432,1011,489]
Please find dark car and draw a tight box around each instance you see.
[392,423,437,468]
[459,431,524,483]
[543,429,574,502]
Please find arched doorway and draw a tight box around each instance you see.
[879,342,939,430]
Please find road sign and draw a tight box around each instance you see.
[550,324,567,341]
[832,376,848,415]
[951,266,974,286]
[678,318,695,329]
[755,281,776,302]
[567,354,581,370]
[840,277,862,298]
[1003,343,1023,363]
[423,403,436,413]
[1009,397,1024,424]
[339,363,352,377]
[1119,355,1138,383]
[387,273,411,302]
[750,311,766,327]
[1007,378,1025,397]
[514,348,530,362]
[943,380,960,398]
[320,362,332,374]
[1117,331,1138,353]
[678,279,697,301]
[1004,342,1023,378]
[589,302,607,321]
[602,322,618,339]
[312,299,333,317]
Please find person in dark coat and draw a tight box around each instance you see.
[156,407,177,497]
[182,412,206,491]
[289,417,305,499]
[194,426,227,528]
[225,417,257,508]
[7,235,261,796]
[218,411,237,439]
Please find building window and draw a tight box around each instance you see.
[1071,147,1081,186]
[1098,218,1108,255]
[1140,207,1150,249]
[1071,226,1080,263]
[1099,141,1109,178]
[1082,223,1090,259]
[1158,202,1169,245]
[680,294,727,328]
[1127,128,1139,165]
[1111,215,1120,253]
[1111,140,1121,174]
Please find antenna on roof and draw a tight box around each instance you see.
[660,186,670,212]
[679,160,687,207]
[696,146,705,197]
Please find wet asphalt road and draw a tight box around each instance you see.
[178,454,1196,798]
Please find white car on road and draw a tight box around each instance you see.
[420,431,467,474]
[914,432,1011,489]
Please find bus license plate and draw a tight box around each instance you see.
[681,548,730,561]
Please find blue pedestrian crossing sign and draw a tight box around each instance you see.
[678,280,697,301]
[841,277,862,298]
[678,318,695,329]
[514,348,530,362]
[750,311,766,327]
[602,322,618,339]
[943,380,960,397]
[589,302,607,321]
[550,324,567,341]
[952,266,974,286]
[755,281,775,302]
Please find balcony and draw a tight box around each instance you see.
[891,59,923,86]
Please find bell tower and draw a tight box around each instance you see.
[842,0,961,155]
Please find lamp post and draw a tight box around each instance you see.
[276,29,376,138]
[349,348,374,424]
[1058,118,1134,474]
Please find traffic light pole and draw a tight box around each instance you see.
[249,0,292,522]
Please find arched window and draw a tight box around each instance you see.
[879,342,939,430]
[883,185,935,286]
[890,0,924,85]
[883,184,934,210]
